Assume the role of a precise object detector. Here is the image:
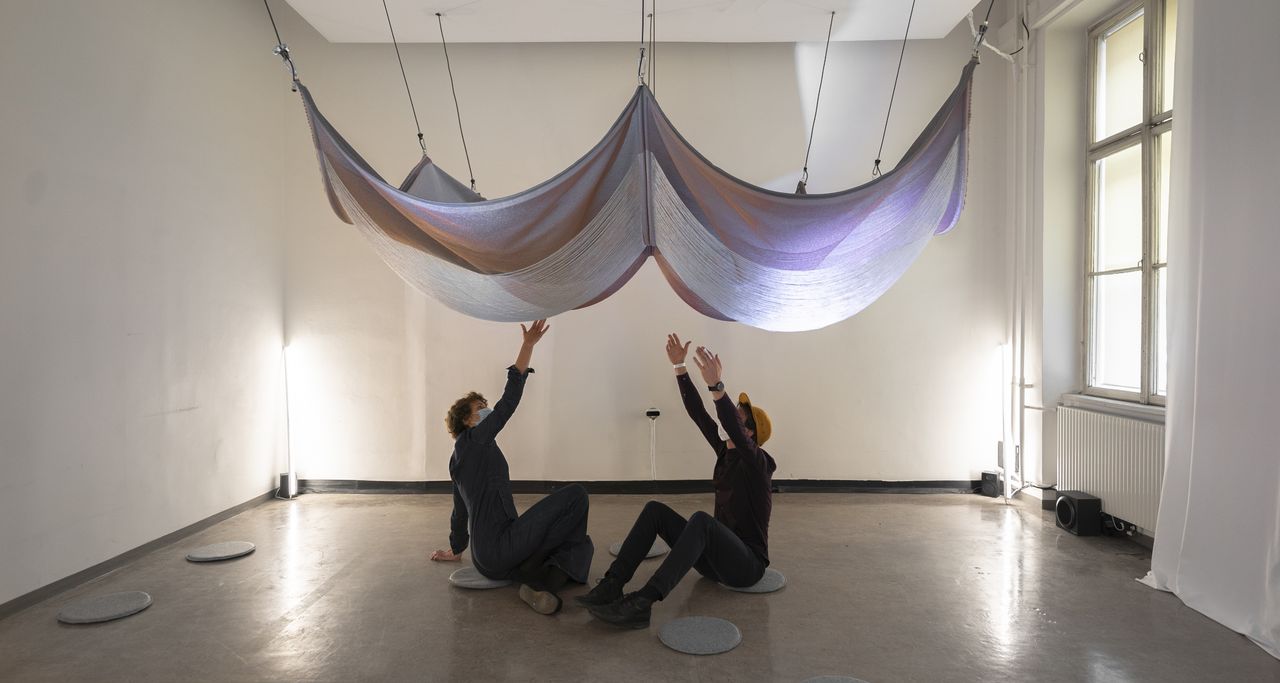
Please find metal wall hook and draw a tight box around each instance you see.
[272,44,299,90]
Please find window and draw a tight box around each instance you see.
[1085,0,1176,403]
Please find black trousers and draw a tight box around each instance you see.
[607,500,765,598]
[473,484,594,585]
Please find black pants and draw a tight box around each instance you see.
[473,484,594,585]
[607,500,765,598]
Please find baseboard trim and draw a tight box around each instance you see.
[775,479,980,494]
[299,479,982,495]
[298,479,432,494]
[0,489,276,622]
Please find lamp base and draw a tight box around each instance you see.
[278,472,298,498]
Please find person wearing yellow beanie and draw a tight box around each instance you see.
[582,334,778,629]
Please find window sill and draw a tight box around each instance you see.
[1059,393,1166,424]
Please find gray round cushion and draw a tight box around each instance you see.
[802,677,870,683]
[658,616,741,655]
[57,591,152,624]
[723,567,786,593]
[608,538,669,558]
[186,541,256,562]
[448,566,511,589]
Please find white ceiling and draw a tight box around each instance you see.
[284,0,979,44]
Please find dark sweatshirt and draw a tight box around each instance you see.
[448,366,531,556]
[676,372,777,564]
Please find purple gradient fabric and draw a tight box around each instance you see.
[297,59,975,331]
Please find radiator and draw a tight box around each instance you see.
[1055,406,1165,533]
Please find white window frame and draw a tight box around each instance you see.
[1084,0,1174,405]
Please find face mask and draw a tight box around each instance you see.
[474,407,494,424]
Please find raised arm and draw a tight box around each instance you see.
[668,333,721,448]
[693,346,766,469]
[468,320,549,444]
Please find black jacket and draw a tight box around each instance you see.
[448,366,531,555]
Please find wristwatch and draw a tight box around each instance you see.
[707,381,725,392]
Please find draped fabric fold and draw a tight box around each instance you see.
[297,58,975,331]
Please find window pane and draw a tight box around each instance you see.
[1163,0,1178,113]
[1091,271,1142,392]
[1096,10,1145,141]
[1157,131,1172,264]
[1095,144,1143,271]
[1156,267,1168,395]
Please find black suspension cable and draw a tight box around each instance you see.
[972,0,998,56]
[637,0,648,84]
[264,0,284,46]
[382,0,427,154]
[262,0,299,86]
[796,11,835,195]
[983,0,998,23]
[648,2,656,93]
[873,0,918,178]
[437,13,477,192]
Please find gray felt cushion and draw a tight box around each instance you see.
[802,677,870,683]
[658,616,742,655]
[186,541,256,562]
[57,591,152,624]
[722,567,786,593]
[607,539,669,558]
[449,565,511,589]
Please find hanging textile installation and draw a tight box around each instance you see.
[296,56,973,332]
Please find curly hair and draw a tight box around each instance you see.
[446,392,487,438]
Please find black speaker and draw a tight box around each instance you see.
[1056,491,1102,536]
[980,471,1002,497]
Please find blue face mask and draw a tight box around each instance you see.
[474,407,494,424]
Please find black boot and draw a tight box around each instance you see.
[587,591,653,629]
[573,576,624,607]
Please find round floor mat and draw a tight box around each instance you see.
[802,677,870,683]
[57,591,152,624]
[186,541,256,562]
[607,539,669,558]
[449,566,512,589]
[658,616,742,655]
[722,567,786,593]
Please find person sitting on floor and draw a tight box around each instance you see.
[578,334,776,628]
[430,319,594,616]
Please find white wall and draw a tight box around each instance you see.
[0,0,287,605]
[276,6,1013,484]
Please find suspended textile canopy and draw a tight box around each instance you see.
[295,55,973,332]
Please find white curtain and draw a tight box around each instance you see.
[1141,0,1280,659]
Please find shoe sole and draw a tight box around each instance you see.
[519,584,562,615]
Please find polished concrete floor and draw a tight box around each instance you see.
[1,493,1277,682]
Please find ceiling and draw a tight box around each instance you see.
[284,0,979,44]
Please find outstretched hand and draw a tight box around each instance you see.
[521,319,551,346]
[666,333,692,365]
[430,548,462,562]
[693,346,723,386]
[514,319,549,373]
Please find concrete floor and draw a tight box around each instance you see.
[1,493,1277,682]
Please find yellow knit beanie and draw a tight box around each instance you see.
[737,392,771,445]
